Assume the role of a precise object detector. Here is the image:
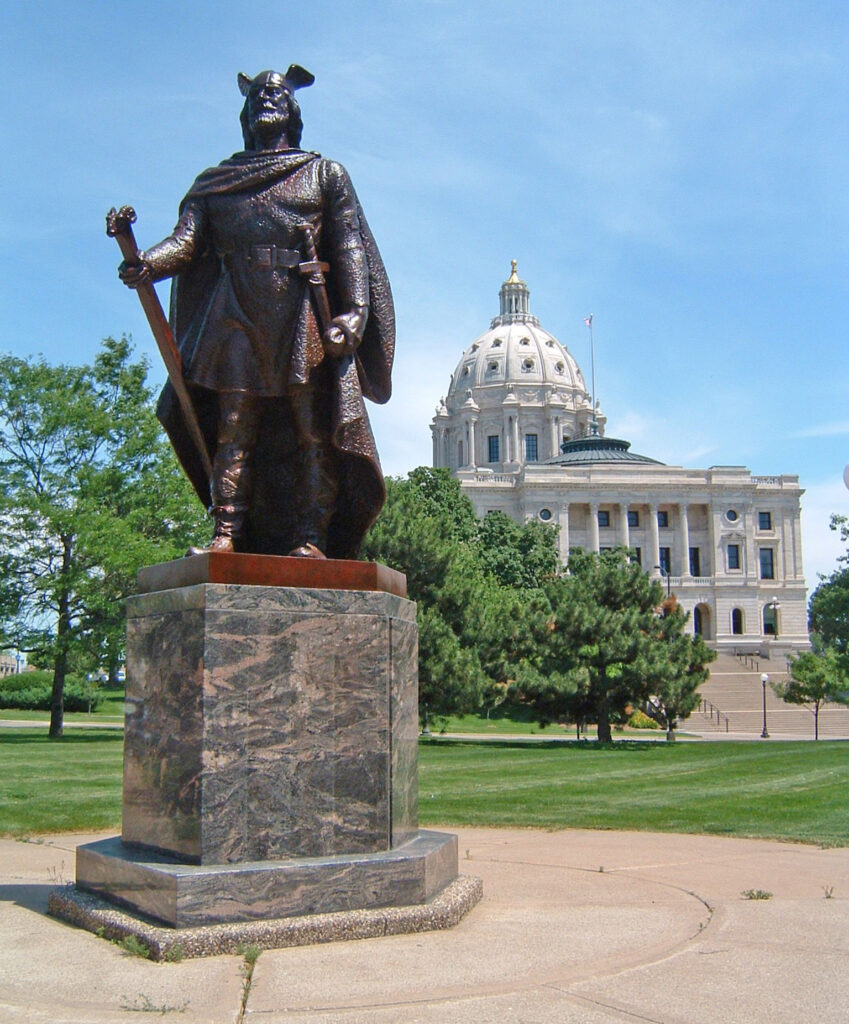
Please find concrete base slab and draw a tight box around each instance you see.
[6,827,849,1023]
[47,874,482,961]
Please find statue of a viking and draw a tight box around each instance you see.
[118,67,394,559]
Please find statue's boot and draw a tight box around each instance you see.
[287,445,337,559]
[187,440,251,556]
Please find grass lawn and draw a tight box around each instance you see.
[418,738,849,846]
[2,728,846,846]
[0,728,124,836]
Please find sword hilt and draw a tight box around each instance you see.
[298,223,332,334]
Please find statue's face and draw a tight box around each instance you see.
[246,72,291,136]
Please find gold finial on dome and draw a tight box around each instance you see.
[507,259,520,283]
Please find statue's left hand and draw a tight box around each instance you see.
[323,307,367,358]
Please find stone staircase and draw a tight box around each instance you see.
[689,651,849,739]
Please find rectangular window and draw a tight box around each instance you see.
[597,509,610,528]
[727,544,740,570]
[689,547,700,576]
[759,548,775,580]
[627,510,640,528]
[657,510,669,528]
[525,434,538,462]
[758,511,772,531]
[659,547,671,574]
[487,435,500,463]
[631,546,642,567]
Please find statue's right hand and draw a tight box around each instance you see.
[118,258,151,289]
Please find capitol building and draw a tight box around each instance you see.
[430,264,809,656]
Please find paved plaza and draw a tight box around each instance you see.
[1,826,847,1023]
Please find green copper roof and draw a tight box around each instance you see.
[545,435,664,466]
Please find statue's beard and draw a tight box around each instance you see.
[252,110,287,127]
[250,110,289,140]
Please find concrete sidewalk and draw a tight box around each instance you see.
[1,827,847,1023]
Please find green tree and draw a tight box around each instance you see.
[0,338,207,737]
[774,647,849,740]
[478,510,560,589]
[361,468,557,724]
[644,598,715,740]
[809,515,849,655]
[511,549,712,743]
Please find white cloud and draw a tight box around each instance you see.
[789,421,849,440]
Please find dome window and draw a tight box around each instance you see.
[492,338,503,347]
[538,508,553,522]
[546,340,554,347]
[487,361,499,373]
[522,358,534,372]
[471,343,479,351]
[462,366,470,376]
[520,337,530,346]
[555,361,565,373]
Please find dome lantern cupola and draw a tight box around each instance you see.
[492,260,540,327]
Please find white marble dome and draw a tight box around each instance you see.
[447,262,588,399]
[433,263,605,470]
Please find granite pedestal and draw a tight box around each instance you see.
[71,556,464,932]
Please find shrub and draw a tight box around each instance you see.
[627,709,661,730]
[0,672,101,712]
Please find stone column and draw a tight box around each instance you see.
[511,415,520,464]
[549,415,559,460]
[589,502,600,554]
[791,507,803,579]
[619,503,630,549]
[557,502,570,565]
[745,507,757,578]
[468,416,478,468]
[679,503,691,577]
[708,506,720,577]
[648,503,660,574]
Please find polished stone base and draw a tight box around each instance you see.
[49,872,482,961]
[75,829,458,928]
[123,581,418,863]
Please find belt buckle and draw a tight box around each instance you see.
[253,245,273,267]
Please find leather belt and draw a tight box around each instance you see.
[247,245,301,269]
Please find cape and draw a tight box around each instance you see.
[156,149,396,559]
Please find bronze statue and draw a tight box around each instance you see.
[115,67,394,559]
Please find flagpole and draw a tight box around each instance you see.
[584,314,597,435]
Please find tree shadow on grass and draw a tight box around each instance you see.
[0,731,124,745]
[420,737,663,753]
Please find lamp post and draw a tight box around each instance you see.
[760,673,770,739]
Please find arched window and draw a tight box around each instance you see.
[731,608,744,635]
[763,603,778,636]
[693,606,703,635]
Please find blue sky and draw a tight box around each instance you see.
[2,0,848,584]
